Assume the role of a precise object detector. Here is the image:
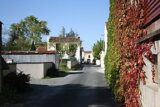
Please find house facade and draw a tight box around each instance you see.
[47,36,82,63]
[137,1,160,107]
[82,51,94,64]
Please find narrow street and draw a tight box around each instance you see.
[21,65,120,107]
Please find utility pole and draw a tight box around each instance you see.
[0,21,3,93]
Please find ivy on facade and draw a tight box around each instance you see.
[105,0,155,106]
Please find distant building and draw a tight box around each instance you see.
[47,36,82,63]
[36,43,47,52]
[82,51,94,64]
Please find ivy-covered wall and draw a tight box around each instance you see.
[105,0,155,107]
[104,0,122,102]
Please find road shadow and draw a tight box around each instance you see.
[21,84,122,107]
[46,70,84,78]
[83,64,101,68]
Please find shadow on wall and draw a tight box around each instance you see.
[22,84,122,107]
[46,63,59,77]
[46,63,84,78]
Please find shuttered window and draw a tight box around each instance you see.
[143,0,160,27]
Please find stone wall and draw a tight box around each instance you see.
[17,62,53,79]
[100,51,105,68]
[2,53,59,69]
[140,19,160,107]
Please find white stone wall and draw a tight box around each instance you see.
[43,62,54,76]
[140,19,160,107]
[75,45,81,63]
[2,54,59,69]
[96,60,100,65]
[104,23,108,54]
[17,63,44,79]
[17,62,53,79]
[140,81,160,107]
[140,40,160,107]
[140,56,160,107]
[100,51,105,68]
[47,42,56,51]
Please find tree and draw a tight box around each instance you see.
[66,29,77,37]
[6,15,50,50]
[30,41,36,51]
[67,44,77,57]
[92,39,104,59]
[58,28,78,57]
[59,26,66,37]
[66,29,78,56]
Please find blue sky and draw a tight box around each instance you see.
[0,0,109,50]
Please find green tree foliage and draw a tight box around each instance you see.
[66,29,78,56]
[56,43,65,55]
[92,39,104,60]
[5,15,50,51]
[66,29,77,37]
[30,41,36,51]
[67,44,77,57]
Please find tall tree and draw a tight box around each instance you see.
[59,26,66,37]
[58,28,78,57]
[30,41,36,51]
[66,29,77,37]
[67,44,77,57]
[6,15,50,50]
[66,29,78,56]
[92,39,104,59]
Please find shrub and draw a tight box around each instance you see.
[3,72,30,93]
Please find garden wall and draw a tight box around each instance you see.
[17,62,53,79]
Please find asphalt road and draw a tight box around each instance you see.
[22,65,120,107]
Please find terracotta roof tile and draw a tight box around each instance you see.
[36,44,47,52]
[84,51,92,53]
[49,37,80,43]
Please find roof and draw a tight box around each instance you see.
[84,51,92,53]
[1,51,57,55]
[36,44,47,52]
[49,36,80,43]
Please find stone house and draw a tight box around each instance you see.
[47,36,82,63]
[82,51,94,64]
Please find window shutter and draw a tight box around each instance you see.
[143,0,160,27]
